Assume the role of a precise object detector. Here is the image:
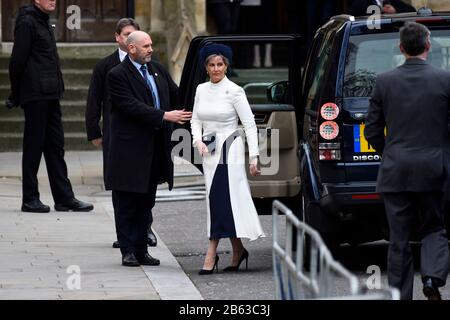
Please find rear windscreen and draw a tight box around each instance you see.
[344,29,450,97]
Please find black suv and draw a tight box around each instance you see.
[296,10,450,247]
[178,9,450,248]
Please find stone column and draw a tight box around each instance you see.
[410,0,450,10]
[194,0,206,35]
[134,0,167,69]
[135,0,152,32]
[408,0,422,7]
[150,0,165,32]
[428,0,450,10]
[162,0,206,84]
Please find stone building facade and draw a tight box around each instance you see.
[0,0,449,81]
[0,0,206,82]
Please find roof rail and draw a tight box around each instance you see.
[330,14,355,22]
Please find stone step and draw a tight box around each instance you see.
[1,42,117,58]
[60,58,100,70]
[63,87,89,101]
[0,100,87,117]
[0,69,93,87]
[0,132,95,152]
[0,56,101,70]
[0,40,169,152]
[63,70,92,87]
[0,85,89,102]
[0,116,88,134]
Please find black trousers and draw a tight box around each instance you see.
[111,192,153,243]
[383,191,449,300]
[113,131,166,256]
[208,2,241,34]
[113,183,158,257]
[22,100,74,203]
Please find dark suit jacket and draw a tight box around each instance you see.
[85,50,120,189]
[106,56,178,193]
[364,58,450,193]
[9,5,64,106]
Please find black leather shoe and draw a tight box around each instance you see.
[147,228,157,247]
[55,198,94,212]
[122,253,140,267]
[136,253,160,266]
[21,200,50,213]
[423,277,442,300]
[112,241,120,248]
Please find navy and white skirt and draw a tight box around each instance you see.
[202,130,265,241]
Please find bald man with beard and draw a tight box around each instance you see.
[107,31,192,266]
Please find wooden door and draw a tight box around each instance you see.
[2,0,31,41]
[2,0,129,42]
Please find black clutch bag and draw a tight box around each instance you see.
[202,132,216,154]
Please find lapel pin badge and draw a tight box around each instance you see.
[155,73,158,77]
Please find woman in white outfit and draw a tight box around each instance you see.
[191,43,265,275]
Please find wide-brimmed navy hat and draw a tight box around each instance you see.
[199,43,233,65]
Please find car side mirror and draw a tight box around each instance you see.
[267,80,289,104]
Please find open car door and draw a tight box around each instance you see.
[176,35,305,213]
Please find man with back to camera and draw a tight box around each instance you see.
[365,22,450,300]
[107,31,192,266]
[8,0,93,213]
[85,18,158,248]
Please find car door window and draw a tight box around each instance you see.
[344,29,450,97]
[304,32,333,112]
[302,33,323,103]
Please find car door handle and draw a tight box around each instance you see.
[258,127,272,140]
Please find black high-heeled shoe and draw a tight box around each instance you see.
[198,255,219,275]
[223,248,249,272]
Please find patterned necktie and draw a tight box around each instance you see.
[140,65,159,109]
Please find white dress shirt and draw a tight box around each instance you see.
[118,48,127,62]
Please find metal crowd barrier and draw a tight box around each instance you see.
[272,200,400,300]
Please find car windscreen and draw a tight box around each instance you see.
[344,29,450,97]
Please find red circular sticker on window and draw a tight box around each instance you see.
[320,103,339,121]
[319,121,339,140]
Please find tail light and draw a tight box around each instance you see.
[319,142,341,161]
[318,102,341,161]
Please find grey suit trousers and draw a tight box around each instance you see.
[383,192,449,300]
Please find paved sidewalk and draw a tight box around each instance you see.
[0,151,203,300]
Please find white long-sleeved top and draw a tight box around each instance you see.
[190,76,259,158]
